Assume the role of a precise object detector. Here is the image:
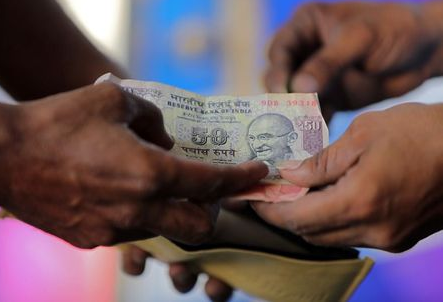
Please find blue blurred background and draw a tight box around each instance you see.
[0,1,442,301]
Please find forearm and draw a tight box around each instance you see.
[0,0,127,100]
[0,103,18,209]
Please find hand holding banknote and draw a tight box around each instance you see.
[253,103,443,252]
[0,83,267,248]
[96,73,330,203]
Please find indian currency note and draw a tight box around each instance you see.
[95,73,329,202]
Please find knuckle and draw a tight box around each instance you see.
[95,82,128,116]
[298,2,324,15]
[348,115,366,133]
[312,148,330,177]
[347,113,378,141]
[350,112,378,130]
[98,82,125,103]
[137,171,158,196]
[268,27,291,61]
[350,22,374,45]
[306,55,338,76]
[188,218,214,245]
[71,238,98,249]
[128,152,162,197]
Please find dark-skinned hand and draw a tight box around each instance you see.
[0,83,268,249]
[264,1,443,120]
[122,245,233,302]
[120,198,250,301]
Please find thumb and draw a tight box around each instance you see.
[290,23,373,93]
[123,90,174,150]
[277,131,363,187]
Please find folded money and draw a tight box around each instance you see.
[96,74,329,202]
[128,209,373,302]
[231,180,309,203]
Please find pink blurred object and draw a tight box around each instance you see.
[233,181,309,203]
[0,218,118,302]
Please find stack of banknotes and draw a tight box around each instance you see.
[96,74,373,302]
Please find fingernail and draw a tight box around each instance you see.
[292,74,318,92]
[276,160,302,170]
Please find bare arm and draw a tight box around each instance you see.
[0,0,126,100]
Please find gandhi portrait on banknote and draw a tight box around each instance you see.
[247,113,299,165]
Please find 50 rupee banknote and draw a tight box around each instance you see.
[96,73,328,202]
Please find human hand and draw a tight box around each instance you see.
[252,103,442,252]
[122,245,233,302]
[0,83,268,248]
[265,1,443,120]
[121,198,247,301]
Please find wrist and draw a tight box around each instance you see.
[0,103,19,209]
